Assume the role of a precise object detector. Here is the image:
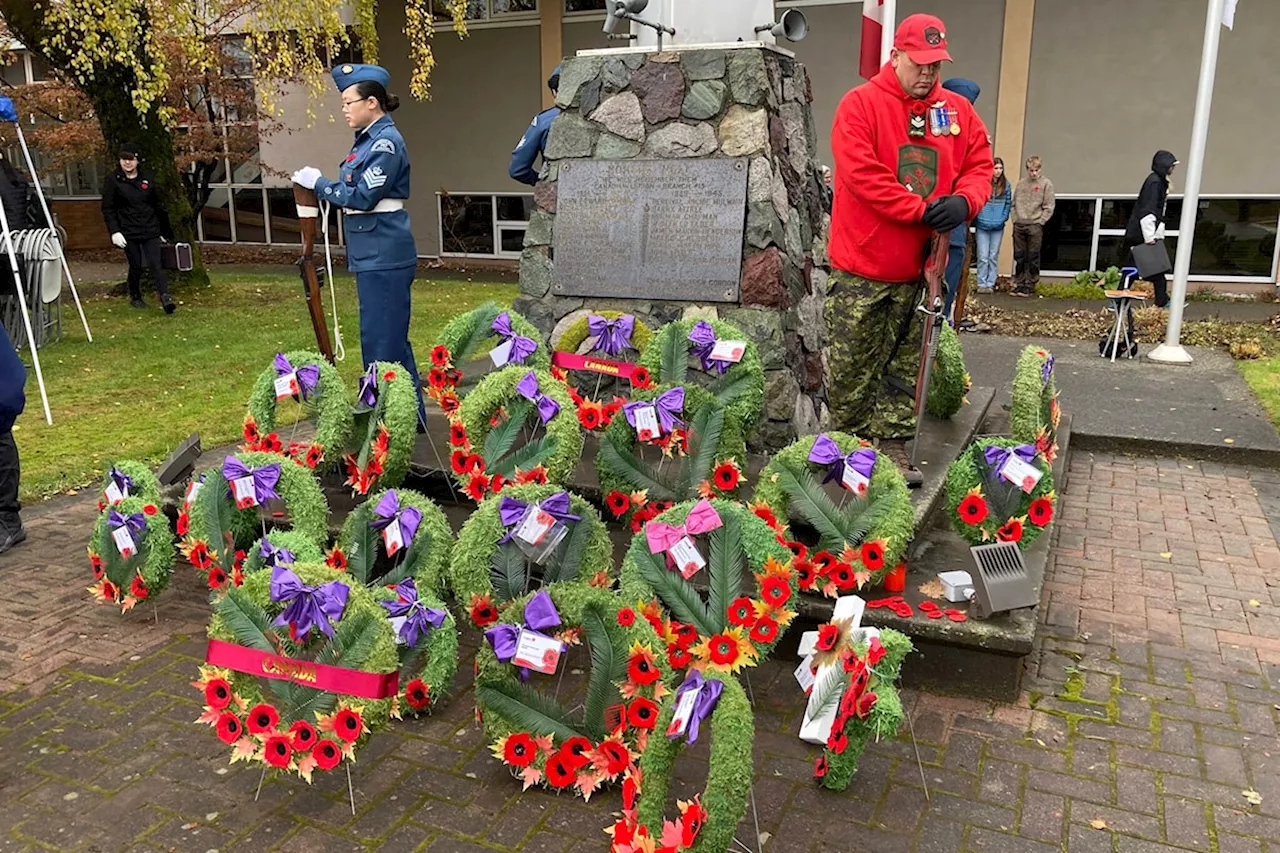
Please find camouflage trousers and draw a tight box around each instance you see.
[824,270,925,440]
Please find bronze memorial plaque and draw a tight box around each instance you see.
[552,158,749,303]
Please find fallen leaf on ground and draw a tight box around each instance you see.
[917,579,946,600]
[1160,552,1173,560]
[1243,789,1263,806]
[1249,600,1261,607]
[1089,819,1108,830]
[1224,438,1236,444]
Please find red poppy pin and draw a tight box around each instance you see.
[140,181,149,190]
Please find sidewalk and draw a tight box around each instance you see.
[982,293,1279,324]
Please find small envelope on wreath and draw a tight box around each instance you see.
[111,526,137,559]
[231,476,258,509]
[666,686,699,738]
[382,518,405,556]
[512,507,568,565]
[667,535,705,579]
[274,372,300,400]
[489,339,514,368]
[709,339,747,364]
[841,464,870,496]
[185,479,203,506]
[632,404,660,442]
[513,628,565,675]
[999,454,1043,494]
[104,480,127,505]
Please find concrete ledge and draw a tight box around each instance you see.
[1070,430,1280,469]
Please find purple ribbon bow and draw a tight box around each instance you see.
[808,435,878,486]
[484,589,563,679]
[273,353,321,401]
[497,492,581,543]
[1042,355,1055,385]
[984,444,1038,477]
[515,371,561,424]
[222,457,282,504]
[258,539,296,569]
[380,578,447,647]
[669,670,723,744]
[355,365,379,412]
[491,312,538,366]
[269,565,349,640]
[369,490,423,545]
[107,467,133,496]
[108,509,146,537]
[688,321,728,375]
[588,314,635,356]
[622,387,685,435]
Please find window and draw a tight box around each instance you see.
[266,189,302,245]
[1186,199,1279,278]
[565,0,604,9]
[233,188,268,242]
[201,189,234,242]
[1040,199,1094,273]
[0,59,23,86]
[434,0,537,21]
[439,192,534,257]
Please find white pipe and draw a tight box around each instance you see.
[14,124,91,342]
[1149,0,1225,366]
[0,191,52,424]
[879,0,896,65]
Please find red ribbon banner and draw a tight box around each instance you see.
[552,351,638,380]
[205,638,400,700]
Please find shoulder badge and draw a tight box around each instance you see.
[371,138,396,155]
[362,166,387,190]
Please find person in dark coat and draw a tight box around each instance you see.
[508,65,561,186]
[101,143,175,313]
[0,153,33,231]
[0,321,26,553]
[1124,150,1179,308]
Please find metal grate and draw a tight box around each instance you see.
[968,541,1037,620]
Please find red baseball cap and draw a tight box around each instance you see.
[894,14,953,65]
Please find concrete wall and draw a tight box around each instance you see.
[1024,0,1280,195]
[259,82,355,187]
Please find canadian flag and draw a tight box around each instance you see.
[859,0,886,80]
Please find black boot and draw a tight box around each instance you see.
[161,293,176,315]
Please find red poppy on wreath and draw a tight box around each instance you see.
[577,403,602,431]
[812,550,837,574]
[617,607,636,627]
[545,751,576,788]
[333,707,364,743]
[89,551,104,578]
[450,449,469,474]
[627,697,659,729]
[207,566,228,589]
[502,732,538,767]
[470,594,499,627]
[669,621,698,649]
[827,562,856,591]
[100,579,118,601]
[627,648,661,686]
[215,712,243,744]
[815,623,840,652]
[795,559,816,591]
[427,368,448,389]
[605,490,631,517]
[997,518,1024,543]
[631,366,652,389]
[860,539,886,572]
[855,691,878,719]
[204,678,233,710]
[759,575,791,608]
[749,502,780,530]
[186,540,213,570]
[866,636,886,666]
[515,465,549,485]
[431,345,451,368]
[727,597,757,627]
[749,615,780,644]
[325,546,348,571]
[243,418,260,445]
[712,461,741,492]
[260,433,283,454]
[304,444,324,469]
[814,755,828,778]
[957,489,989,525]
[668,645,692,669]
[140,503,158,517]
[595,739,630,776]
[489,473,507,494]
[247,703,280,735]
[783,540,807,561]
[463,453,486,474]
[289,720,318,750]
[404,679,431,712]
[560,736,593,769]
[382,370,397,382]
[1028,497,1054,527]
[827,728,849,755]
[706,633,742,669]
[679,797,707,847]
[465,472,491,501]
[261,735,292,768]
[438,390,461,416]
[130,574,150,600]
[312,739,342,770]
[449,423,469,447]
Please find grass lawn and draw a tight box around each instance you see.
[1239,355,1280,431]
[12,267,516,503]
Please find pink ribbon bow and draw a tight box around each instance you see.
[645,499,722,554]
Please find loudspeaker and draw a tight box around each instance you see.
[156,432,202,486]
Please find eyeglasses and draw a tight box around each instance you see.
[340,97,370,110]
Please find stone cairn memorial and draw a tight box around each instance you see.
[513,36,832,453]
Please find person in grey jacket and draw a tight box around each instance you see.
[974,156,1012,293]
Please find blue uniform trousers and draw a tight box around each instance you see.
[356,265,426,425]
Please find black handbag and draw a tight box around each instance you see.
[1131,239,1172,279]
[160,242,193,271]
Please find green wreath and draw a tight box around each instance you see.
[334,488,456,597]
[1010,345,1060,464]
[610,670,752,853]
[807,627,912,792]
[180,451,329,590]
[753,432,914,589]
[552,311,656,432]
[428,303,551,409]
[453,366,583,498]
[98,460,161,510]
[474,583,674,801]
[925,324,971,420]
[243,350,353,471]
[371,579,460,719]
[195,562,399,782]
[553,310,655,356]
[344,362,418,496]
[619,499,796,672]
[449,484,613,625]
[87,496,174,613]
[945,438,1056,551]
[243,530,325,575]
[637,318,765,432]
[596,384,747,531]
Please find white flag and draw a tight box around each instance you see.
[1224,0,1238,30]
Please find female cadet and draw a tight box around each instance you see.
[291,63,426,426]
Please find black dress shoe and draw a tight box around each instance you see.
[0,524,27,555]
[130,298,148,310]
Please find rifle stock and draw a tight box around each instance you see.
[293,184,335,364]
[914,233,950,420]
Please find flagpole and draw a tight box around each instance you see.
[1148,0,1226,365]
[880,0,896,64]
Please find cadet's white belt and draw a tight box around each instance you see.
[345,199,405,215]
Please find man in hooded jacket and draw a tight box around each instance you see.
[1124,150,1179,308]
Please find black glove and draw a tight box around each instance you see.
[921,195,969,232]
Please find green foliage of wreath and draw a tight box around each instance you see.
[449,484,613,618]
[637,319,765,433]
[945,438,1056,551]
[434,303,551,395]
[1009,345,1059,461]
[455,366,583,488]
[243,530,326,575]
[553,311,654,357]
[245,350,353,470]
[369,583,459,718]
[635,672,754,853]
[596,384,747,512]
[99,460,161,507]
[346,362,419,494]
[336,488,456,597]
[87,496,175,611]
[925,323,970,420]
[752,432,914,585]
[816,628,912,792]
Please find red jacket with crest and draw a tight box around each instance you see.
[829,64,992,283]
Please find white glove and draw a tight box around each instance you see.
[292,167,323,190]
[159,236,168,244]
[111,232,127,249]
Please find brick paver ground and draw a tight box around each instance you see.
[2,451,1279,853]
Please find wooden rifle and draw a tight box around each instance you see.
[908,232,951,475]
[293,184,335,364]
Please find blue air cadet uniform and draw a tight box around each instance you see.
[508,65,562,186]
[313,63,426,424]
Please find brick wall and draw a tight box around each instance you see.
[51,199,111,250]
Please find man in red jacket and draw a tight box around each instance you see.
[825,13,992,444]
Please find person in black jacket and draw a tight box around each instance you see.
[0,153,33,231]
[1124,150,1179,308]
[101,143,176,313]
[0,321,26,553]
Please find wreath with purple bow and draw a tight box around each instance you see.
[637,318,765,433]
[244,350,352,472]
[87,495,175,613]
[428,303,550,414]
[945,437,1056,551]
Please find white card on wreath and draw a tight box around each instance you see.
[231,476,258,507]
[668,535,705,579]
[388,615,408,644]
[382,519,404,556]
[185,480,203,505]
[515,509,555,547]
[1000,454,1043,494]
[841,463,870,495]
[512,628,564,675]
[709,339,747,364]
[632,404,660,441]
[794,655,817,694]
[274,372,300,399]
[489,339,514,368]
[665,687,699,738]
[104,481,127,505]
[111,526,137,559]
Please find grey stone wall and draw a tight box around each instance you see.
[513,46,831,452]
